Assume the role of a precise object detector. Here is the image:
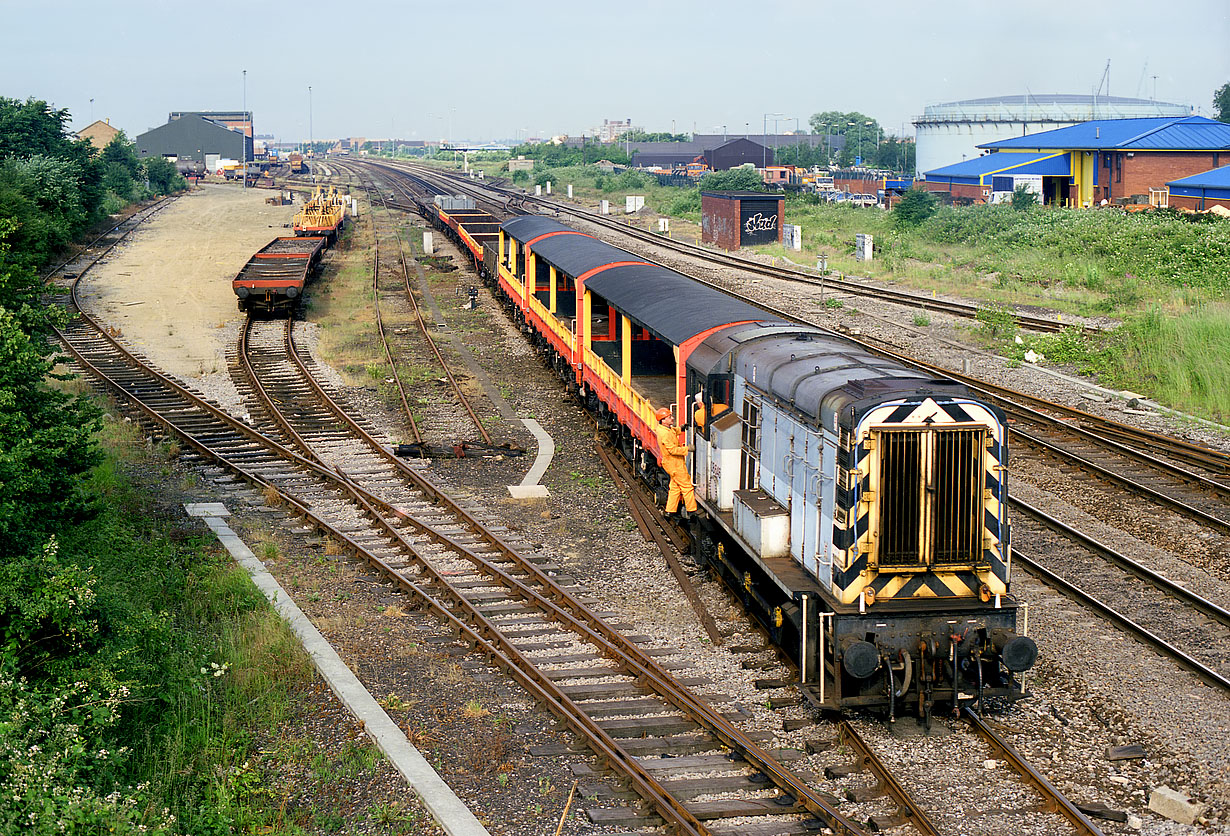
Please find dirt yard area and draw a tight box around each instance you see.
[77,184,295,406]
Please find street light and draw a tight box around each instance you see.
[308,86,314,182]
[241,69,247,189]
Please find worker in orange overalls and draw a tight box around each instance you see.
[691,390,729,434]
[655,406,697,519]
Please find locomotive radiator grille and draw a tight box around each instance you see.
[876,427,984,568]
[934,428,983,564]
[879,431,921,565]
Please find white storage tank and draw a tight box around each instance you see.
[913,94,1190,177]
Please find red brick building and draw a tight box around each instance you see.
[926,116,1230,208]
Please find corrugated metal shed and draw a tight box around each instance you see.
[980,116,1230,151]
[586,264,775,346]
[136,114,252,163]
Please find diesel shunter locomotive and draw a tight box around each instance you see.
[416,190,1036,720]
[687,324,1035,721]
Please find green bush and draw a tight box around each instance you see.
[917,205,1230,290]
[975,303,1018,344]
[1010,184,1039,211]
[670,189,701,215]
[893,188,938,229]
[614,169,651,190]
[143,156,185,195]
[698,167,764,192]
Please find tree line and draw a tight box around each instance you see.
[0,96,192,832]
[0,97,183,269]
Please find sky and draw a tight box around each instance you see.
[3,0,1227,145]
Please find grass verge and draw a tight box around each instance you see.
[1,409,438,834]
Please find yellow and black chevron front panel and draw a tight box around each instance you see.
[829,397,1009,606]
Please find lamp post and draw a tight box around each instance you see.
[89,97,94,122]
[241,69,247,189]
[308,86,314,183]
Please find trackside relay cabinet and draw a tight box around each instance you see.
[701,191,785,251]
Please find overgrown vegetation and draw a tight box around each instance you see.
[892,188,937,229]
[0,97,316,834]
[0,97,185,270]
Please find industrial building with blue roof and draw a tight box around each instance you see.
[922,116,1230,208]
[1167,165,1230,211]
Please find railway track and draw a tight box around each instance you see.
[352,159,1130,833]
[227,326,914,831]
[49,180,1127,835]
[385,159,1083,335]
[1011,534,1230,694]
[48,199,902,835]
[380,162,1230,541]
[328,160,520,458]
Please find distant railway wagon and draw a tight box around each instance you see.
[293,187,347,242]
[427,196,501,262]
[233,236,326,314]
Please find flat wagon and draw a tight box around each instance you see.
[233,236,326,314]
